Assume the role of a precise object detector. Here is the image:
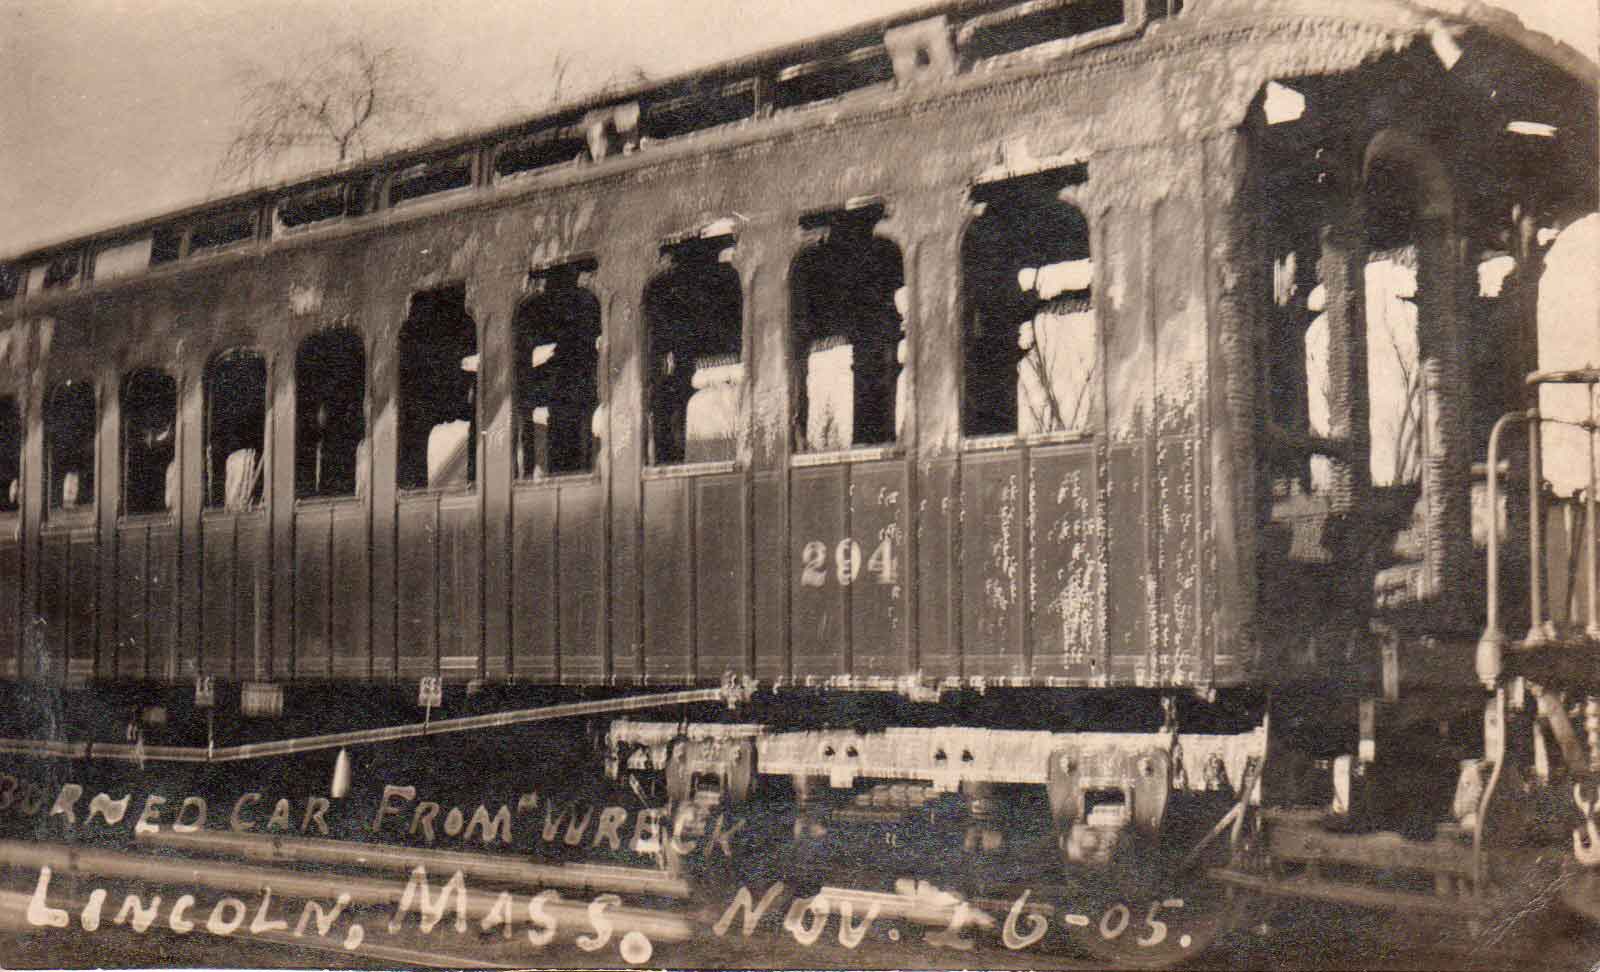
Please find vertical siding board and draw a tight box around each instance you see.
[960,451,1025,679]
[293,508,330,678]
[790,465,849,678]
[558,481,606,682]
[916,458,960,679]
[1104,444,1149,681]
[1152,179,1209,686]
[0,536,19,678]
[848,460,908,678]
[116,526,148,678]
[329,504,370,679]
[1155,436,1202,683]
[238,515,274,680]
[200,521,233,678]
[751,472,788,681]
[147,523,178,681]
[36,533,66,679]
[597,269,646,692]
[641,477,692,682]
[475,290,516,686]
[395,501,437,679]
[695,474,747,679]
[1027,444,1103,682]
[66,530,97,683]
[436,497,481,680]
[271,357,295,687]
[511,488,559,682]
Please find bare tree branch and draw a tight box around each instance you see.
[215,38,435,188]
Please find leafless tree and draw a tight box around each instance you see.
[215,39,435,187]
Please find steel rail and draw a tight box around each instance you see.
[0,683,740,764]
[138,828,690,898]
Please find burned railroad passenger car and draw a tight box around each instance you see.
[1,0,1598,952]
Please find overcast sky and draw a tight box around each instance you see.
[2,0,1596,259]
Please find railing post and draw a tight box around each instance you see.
[1527,410,1551,645]
[1476,411,1519,688]
[1587,389,1600,639]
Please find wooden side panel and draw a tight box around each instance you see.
[0,534,18,679]
[751,472,787,682]
[641,477,691,682]
[36,532,70,679]
[200,519,234,677]
[146,523,178,680]
[790,464,849,678]
[1152,183,1210,686]
[849,461,907,678]
[1104,443,1149,682]
[1156,435,1204,684]
[235,515,272,680]
[66,530,97,684]
[916,459,960,679]
[510,488,558,682]
[960,450,1025,679]
[395,500,437,679]
[116,526,149,678]
[436,497,481,681]
[1027,443,1104,683]
[695,474,747,679]
[294,508,331,678]
[329,504,370,679]
[557,481,605,682]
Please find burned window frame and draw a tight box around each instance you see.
[203,348,269,512]
[0,394,21,515]
[44,378,97,515]
[789,205,906,456]
[120,368,178,517]
[295,327,368,500]
[396,285,480,492]
[642,235,745,468]
[959,166,1098,441]
[514,262,603,481]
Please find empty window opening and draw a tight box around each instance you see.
[962,168,1096,437]
[389,155,473,207]
[641,78,757,141]
[1288,250,1424,493]
[121,370,177,515]
[150,227,184,265]
[773,46,894,111]
[45,380,95,512]
[644,236,743,465]
[296,329,367,499]
[1364,246,1423,490]
[0,397,19,513]
[94,237,155,282]
[790,207,905,452]
[494,128,589,180]
[42,253,81,290]
[516,264,601,479]
[278,183,354,229]
[205,350,267,511]
[398,286,478,489]
[957,0,1124,62]
[1263,242,1322,499]
[190,210,258,253]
